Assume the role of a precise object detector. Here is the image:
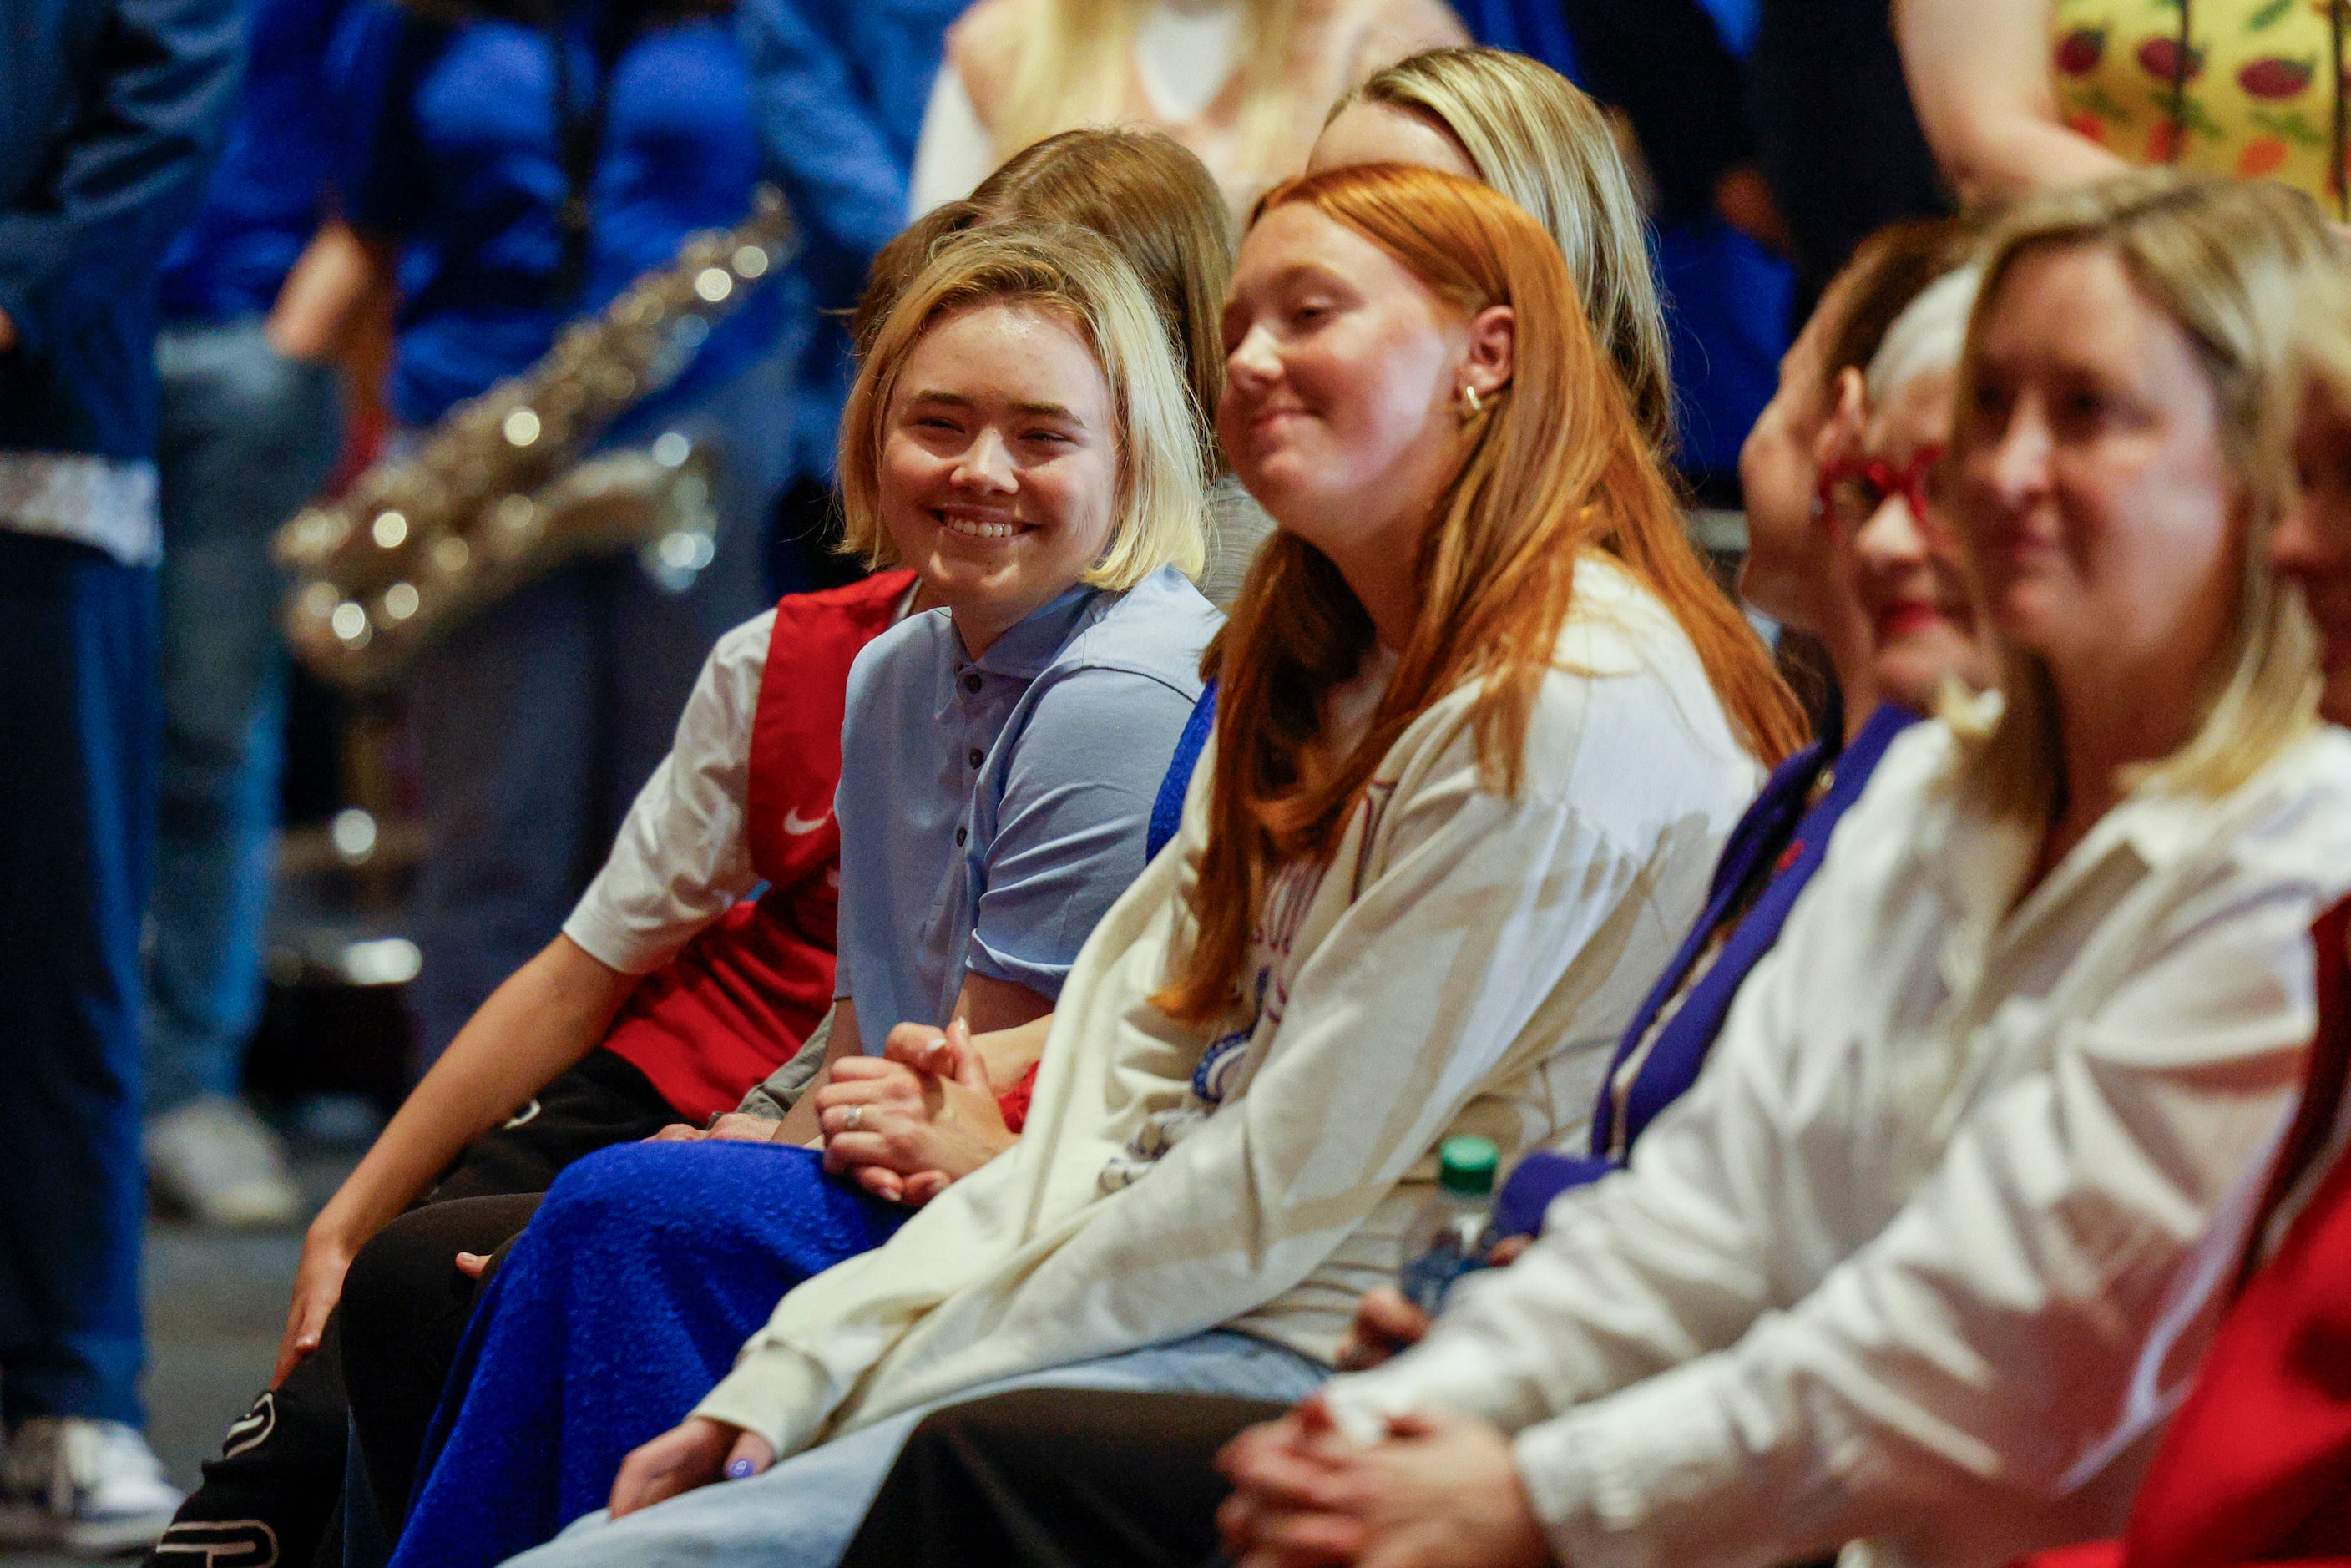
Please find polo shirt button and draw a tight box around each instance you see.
[962,673,983,693]
[968,747,983,767]
[955,827,968,846]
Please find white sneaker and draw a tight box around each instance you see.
[144,1095,303,1228]
[0,1417,185,1554]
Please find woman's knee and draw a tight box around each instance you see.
[341,1194,541,1354]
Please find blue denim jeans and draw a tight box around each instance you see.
[146,318,342,1116]
[501,1330,1327,1568]
[0,533,158,1424]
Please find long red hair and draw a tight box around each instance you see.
[1155,164,1804,1023]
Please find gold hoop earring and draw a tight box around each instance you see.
[1456,382,1484,424]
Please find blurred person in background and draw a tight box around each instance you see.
[0,0,242,1549]
[910,0,1469,219]
[319,0,806,1064]
[731,0,970,590]
[1898,0,2351,213]
[141,0,356,1232]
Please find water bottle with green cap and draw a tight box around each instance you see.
[1398,1135,1500,1313]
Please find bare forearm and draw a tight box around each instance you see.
[776,999,862,1145]
[1894,0,2129,205]
[310,935,636,1247]
[969,1011,1051,1094]
[265,221,393,362]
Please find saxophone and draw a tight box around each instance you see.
[276,186,798,688]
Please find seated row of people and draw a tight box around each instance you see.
[158,43,2351,1568]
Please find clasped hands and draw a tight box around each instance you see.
[1215,1232,1550,1568]
[645,1019,1016,1206]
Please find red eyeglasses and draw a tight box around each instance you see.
[1815,444,1949,536]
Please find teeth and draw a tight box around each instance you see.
[942,514,1020,539]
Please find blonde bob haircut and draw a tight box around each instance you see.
[837,224,1208,590]
[1951,171,2335,822]
[1329,47,1674,455]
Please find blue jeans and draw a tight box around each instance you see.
[405,336,799,1060]
[147,317,343,1116]
[0,532,158,1424]
[500,1331,1327,1568]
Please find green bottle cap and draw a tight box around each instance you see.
[1437,1135,1499,1196]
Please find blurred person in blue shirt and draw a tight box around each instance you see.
[0,0,241,1550]
[732,0,972,588]
[321,0,809,1062]
[140,0,355,1234]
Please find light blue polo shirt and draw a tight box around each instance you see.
[833,564,1222,1044]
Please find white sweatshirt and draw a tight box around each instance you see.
[691,555,1762,1454]
[1326,719,2351,1568]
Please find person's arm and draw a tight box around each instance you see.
[278,934,637,1382]
[1893,0,2127,206]
[0,0,243,358]
[265,219,396,362]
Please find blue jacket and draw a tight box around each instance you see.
[1492,701,1919,1237]
[735,0,968,481]
[0,0,244,459]
[159,0,351,326]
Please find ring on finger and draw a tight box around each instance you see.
[845,1104,864,1133]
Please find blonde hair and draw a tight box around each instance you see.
[853,129,1233,478]
[838,225,1208,590]
[993,0,1299,184]
[1330,47,1674,454]
[1951,172,2334,821]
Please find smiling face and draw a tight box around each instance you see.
[1842,371,1993,710]
[1954,242,2246,720]
[2277,384,2351,723]
[879,300,1121,655]
[1216,204,1496,586]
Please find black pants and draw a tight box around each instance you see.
[838,1388,1286,1568]
[143,1049,679,1568]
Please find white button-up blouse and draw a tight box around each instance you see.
[1325,719,2351,1568]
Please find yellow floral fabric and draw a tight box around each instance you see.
[2051,0,2346,205]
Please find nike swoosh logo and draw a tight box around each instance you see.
[782,807,831,836]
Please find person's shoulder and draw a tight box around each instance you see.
[2178,723,2351,883]
[946,0,1029,73]
[846,602,952,701]
[1054,569,1221,699]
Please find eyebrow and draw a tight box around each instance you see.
[902,389,1087,426]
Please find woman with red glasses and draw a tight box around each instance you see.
[1817,261,1997,716]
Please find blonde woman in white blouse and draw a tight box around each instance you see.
[1216,170,2351,1568]
[910,0,1468,218]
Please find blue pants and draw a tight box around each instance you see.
[147,318,342,1115]
[0,531,157,1425]
[500,1330,1327,1568]
[390,1141,906,1568]
[405,339,798,1059]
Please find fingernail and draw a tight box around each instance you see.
[725,1458,756,1480]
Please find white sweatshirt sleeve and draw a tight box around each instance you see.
[559,610,771,974]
